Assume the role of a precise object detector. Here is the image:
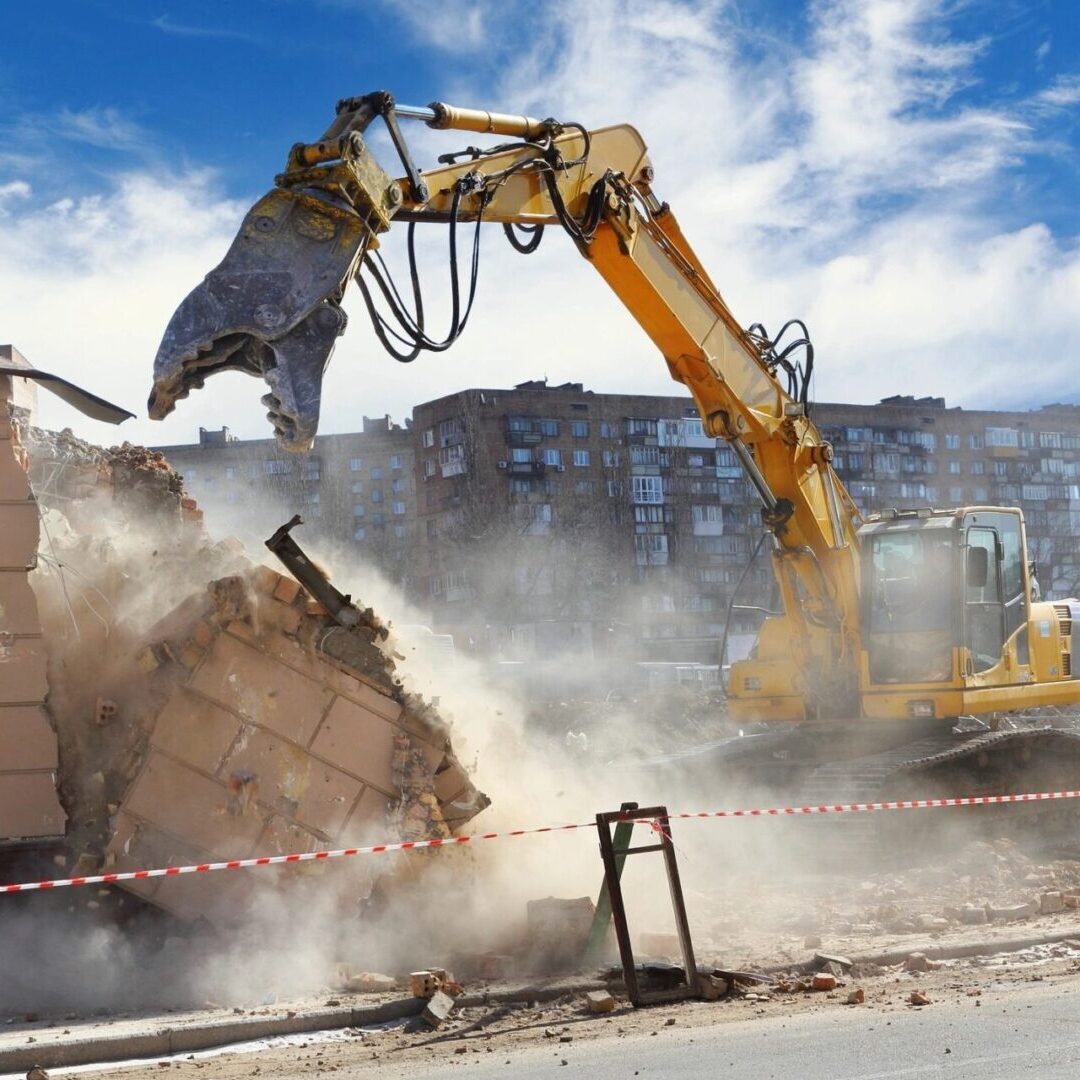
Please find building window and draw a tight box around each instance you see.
[634,505,665,524]
[422,428,435,448]
[634,533,669,565]
[371,466,383,480]
[511,448,532,463]
[439,417,464,446]
[394,524,406,539]
[575,479,594,494]
[392,501,406,515]
[969,434,984,450]
[571,421,589,438]
[970,460,985,475]
[600,421,616,439]
[372,512,386,525]
[511,478,530,494]
[1023,484,1050,501]
[994,460,1008,477]
[948,461,961,475]
[543,448,563,467]
[185,467,198,479]
[224,466,235,479]
[972,487,988,502]
[627,418,658,437]
[949,487,964,503]
[265,460,288,475]
[683,418,705,438]
[606,480,621,497]
[539,419,559,436]
[348,458,363,471]
[846,452,865,470]
[602,450,621,468]
[692,505,723,523]
[353,505,365,517]
[632,475,663,504]
[429,575,442,596]
[944,434,960,450]
[573,449,591,467]
[389,454,403,470]
[986,427,1019,448]
[371,489,383,503]
[423,459,436,478]
[872,452,900,474]
[630,445,659,466]
[354,527,366,540]
[391,478,404,493]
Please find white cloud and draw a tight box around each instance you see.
[50,106,147,151]
[2,0,1078,453]
[151,14,259,42]
[0,180,30,215]
[1036,74,1080,110]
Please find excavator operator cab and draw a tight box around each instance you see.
[858,507,1028,687]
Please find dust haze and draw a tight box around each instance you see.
[1,470,1032,1019]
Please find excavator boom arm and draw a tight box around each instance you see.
[149,94,864,716]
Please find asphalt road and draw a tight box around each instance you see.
[387,981,1080,1080]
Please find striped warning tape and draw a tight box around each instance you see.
[4,789,1079,894]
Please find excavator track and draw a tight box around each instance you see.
[792,727,1080,864]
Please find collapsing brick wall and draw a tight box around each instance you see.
[0,374,66,845]
[107,561,487,925]
[3,423,488,925]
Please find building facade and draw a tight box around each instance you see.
[152,386,1080,664]
[154,417,417,585]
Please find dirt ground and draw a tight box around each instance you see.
[22,937,1078,1078]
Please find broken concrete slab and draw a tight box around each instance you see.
[421,990,457,1029]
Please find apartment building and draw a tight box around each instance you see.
[412,382,765,663]
[155,417,417,585]
[820,395,1080,598]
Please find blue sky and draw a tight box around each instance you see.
[1,1,1078,446]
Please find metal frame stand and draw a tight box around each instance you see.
[596,804,698,1007]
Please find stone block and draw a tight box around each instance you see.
[123,751,265,857]
[0,772,66,839]
[309,694,406,793]
[223,724,363,837]
[151,687,242,773]
[189,631,330,746]
[422,990,457,1029]
[0,572,39,636]
[0,705,58,769]
[0,637,47,703]
[586,991,615,1013]
[1040,891,1066,915]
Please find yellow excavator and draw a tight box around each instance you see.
[149,93,1080,829]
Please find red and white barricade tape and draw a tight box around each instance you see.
[4,789,1079,894]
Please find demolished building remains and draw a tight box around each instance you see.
[0,346,488,926]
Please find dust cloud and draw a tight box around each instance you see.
[1,457,1041,1020]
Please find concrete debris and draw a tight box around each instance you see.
[697,974,729,1001]
[421,990,458,1029]
[25,1068,48,1080]
[585,991,615,1014]
[1039,891,1066,915]
[908,990,932,1006]
[985,902,1037,922]
[903,952,938,973]
[0,410,490,929]
[811,952,852,974]
[845,988,865,1005]
[810,973,837,992]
